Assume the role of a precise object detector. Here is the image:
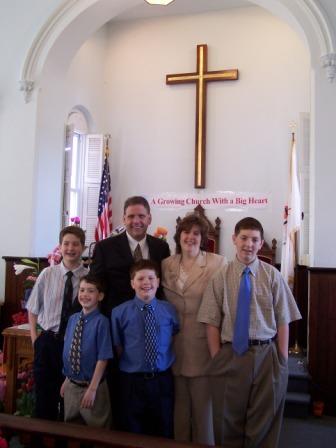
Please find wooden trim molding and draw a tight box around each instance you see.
[308,267,336,415]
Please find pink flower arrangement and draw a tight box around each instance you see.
[71,216,81,226]
[15,363,35,417]
[47,245,62,266]
[13,244,62,323]
[0,431,8,448]
[12,311,28,326]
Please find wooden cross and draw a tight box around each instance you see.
[166,44,239,188]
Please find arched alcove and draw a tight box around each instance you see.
[26,0,335,267]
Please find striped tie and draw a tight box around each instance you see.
[144,304,158,370]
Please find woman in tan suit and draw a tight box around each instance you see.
[162,213,226,445]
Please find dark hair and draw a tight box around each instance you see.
[79,274,105,293]
[234,217,264,240]
[174,213,209,254]
[130,259,160,279]
[123,196,150,214]
[59,226,86,246]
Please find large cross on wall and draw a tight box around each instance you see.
[166,44,239,188]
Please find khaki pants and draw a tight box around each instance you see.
[209,342,288,448]
[174,375,214,445]
[64,379,112,428]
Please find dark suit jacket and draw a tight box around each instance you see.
[90,232,170,316]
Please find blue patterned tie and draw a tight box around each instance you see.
[70,315,84,375]
[233,267,252,355]
[144,304,158,370]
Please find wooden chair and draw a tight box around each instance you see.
[176,204,221,254]
[257,238,277,265]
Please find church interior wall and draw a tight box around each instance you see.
[1,0,336,300]
[104,6,310,261]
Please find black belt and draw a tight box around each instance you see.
[41,330,63,340]
[68,377,106,387]
[124,369,171,380]
[68,378,89,388]
[248,337,275,346]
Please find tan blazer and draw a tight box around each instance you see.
[162,251,226,377]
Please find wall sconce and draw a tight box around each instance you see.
[145,0,175,5]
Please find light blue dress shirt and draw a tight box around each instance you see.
[63,308,113,381]
[111,297,179,373]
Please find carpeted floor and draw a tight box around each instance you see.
[279,416,336,447]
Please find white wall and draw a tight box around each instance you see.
[0,6,108,299]
[105,7,310,261]
[0,0,63,300]
[310,67,336,266]
[31,26,109,255]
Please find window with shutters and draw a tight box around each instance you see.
[63,109,104,246]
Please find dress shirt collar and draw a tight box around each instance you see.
[126,232,147,253]
[80,307,100,322]
[126,232,149,259]
[60,260,85,278]
[134,296,157,311]
[233,256,259,277]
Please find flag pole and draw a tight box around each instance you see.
[94,133,113,242]
[286,127,302,355]
[291,131,302,355]
[104,133,111,158]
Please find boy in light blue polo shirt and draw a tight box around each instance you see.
[111,259,179,438]
[61,274,113,428]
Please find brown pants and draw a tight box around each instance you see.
[174,375,214,445]
[209,342,288,448]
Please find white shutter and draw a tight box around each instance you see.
[82,134,104,246]
[298,113,310,265]
[62,124,74,227]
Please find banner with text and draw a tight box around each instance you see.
[148,192,270,210]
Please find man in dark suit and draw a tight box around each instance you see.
[90,196,170,316]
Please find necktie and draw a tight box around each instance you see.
[70,315,84,375]
[144,304,158,370]
[58,271,74,337]
[232,267,252,355]
[133,243,143,262]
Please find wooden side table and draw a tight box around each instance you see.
[2,326,34,414]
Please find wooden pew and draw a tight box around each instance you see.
[0,413,217,448]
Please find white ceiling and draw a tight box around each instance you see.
[114,0,252,22]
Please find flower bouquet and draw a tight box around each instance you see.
[154,226,168,241]
[13,259,42,322]
[15,362,35,417]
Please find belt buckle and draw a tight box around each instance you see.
[144,372,155,380]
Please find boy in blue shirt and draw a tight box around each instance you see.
[111,259,179,438]
[61,274,113,428]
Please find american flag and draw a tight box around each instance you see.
[95,155,112,241]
